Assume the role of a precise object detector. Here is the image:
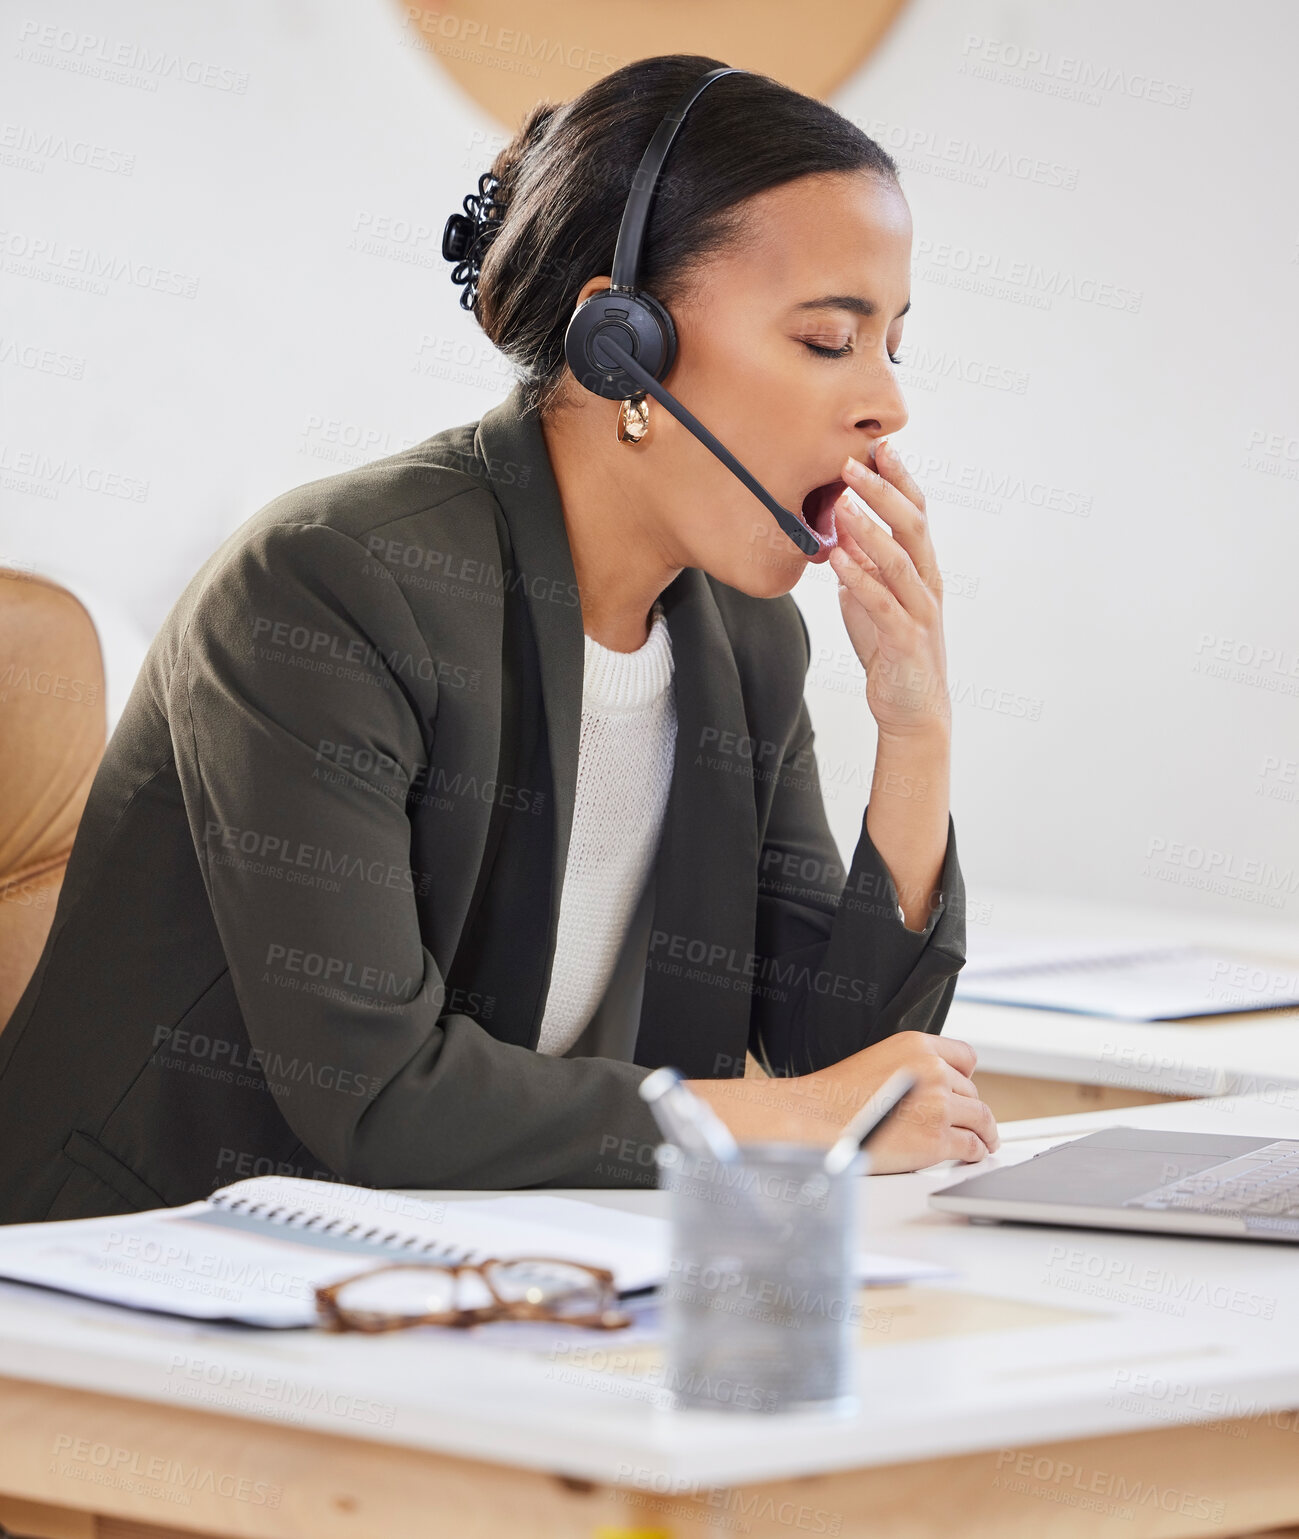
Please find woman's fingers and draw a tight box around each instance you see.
[929,1035,977,1077]
[879,1086,997,1165]
[833,517,878,572]
[828,540,907,629]
[840,447,944,604]
[930,1056,998,1152]
[946,1125,996,1164]
[845,442,928,543]
[896,1056,998,1157]
[945,1065,982,1099]
[947,1087,999,1153]
[873,438,928,519]
[833,489,936,620]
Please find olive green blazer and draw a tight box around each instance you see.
[0,382,966,1223]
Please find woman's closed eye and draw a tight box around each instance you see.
[801,339,904,366]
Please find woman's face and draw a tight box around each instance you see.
[585,169,913,597]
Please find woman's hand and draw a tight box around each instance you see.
[685,1031,998,1174]
[790,1031,998,1173]
[827,441,951,741]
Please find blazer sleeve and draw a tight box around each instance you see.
[170,521,662,1190]
[748,629,967,1077]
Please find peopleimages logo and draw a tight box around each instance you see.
[50,1434,279,1506]
[15,21,249,94]
[152,1023,386,1099]
[992,1450,1222,1523]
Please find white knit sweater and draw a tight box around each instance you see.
[535,601,677,1056]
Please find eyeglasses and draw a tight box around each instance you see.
[315,1256,634,1334]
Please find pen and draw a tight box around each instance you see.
[638,1066,741,1163]
[822,1070,918,1176]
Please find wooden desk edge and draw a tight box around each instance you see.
[2,1372,1299,1539]
[973,1072,1193,1124]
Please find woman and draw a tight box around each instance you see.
[0,54,996,1224]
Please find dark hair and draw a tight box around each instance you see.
[469,54,899,419]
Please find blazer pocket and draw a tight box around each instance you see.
[60,1130,169,1212]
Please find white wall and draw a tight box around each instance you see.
[2,0,1295,925]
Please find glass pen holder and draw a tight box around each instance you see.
[655,1141,863,1415]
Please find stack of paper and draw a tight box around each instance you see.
[955,940,1299,1021]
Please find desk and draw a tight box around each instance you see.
[963,998,1299,1120]
[955,887,1299,1121]
[2,1096,1299,1539]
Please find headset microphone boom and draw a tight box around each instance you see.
[561,65,825,561]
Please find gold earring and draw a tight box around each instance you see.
[616,393,650,445]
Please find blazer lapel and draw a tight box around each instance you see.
[634,566,758,1077]
[474,387,583,1030]
[474,385,759,1076]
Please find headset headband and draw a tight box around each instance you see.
[561,61,826,559]
[609,66,745,293]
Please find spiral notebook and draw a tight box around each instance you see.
[0,1174,948,1328]
[0,1175,670,1328]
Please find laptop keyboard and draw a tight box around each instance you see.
[1124,1140,1299,1218]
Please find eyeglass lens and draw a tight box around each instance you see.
[332,1260,610,1320]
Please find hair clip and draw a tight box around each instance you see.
[442,170,506,312]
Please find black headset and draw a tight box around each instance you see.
[561,66,823,559]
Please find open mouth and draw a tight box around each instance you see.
[798,479,847,562]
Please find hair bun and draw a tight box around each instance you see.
[443,101,558,316]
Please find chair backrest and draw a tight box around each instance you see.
[0,568,107,1032]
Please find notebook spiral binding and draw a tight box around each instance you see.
[208,1192,474,1262]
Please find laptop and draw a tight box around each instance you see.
[929,1128,1299,1242]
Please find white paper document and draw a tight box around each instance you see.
[954,941,1299,1021]
[0,1175,950,1328]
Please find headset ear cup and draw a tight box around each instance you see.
[637,291,677,379]
[563,290,677,400]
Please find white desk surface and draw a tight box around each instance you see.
[953,886,1299,1098]
[2,1096,1299,1489]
